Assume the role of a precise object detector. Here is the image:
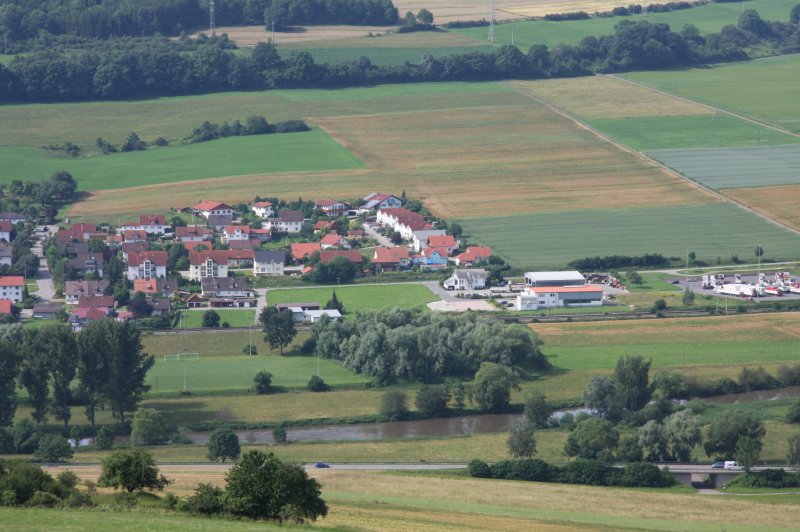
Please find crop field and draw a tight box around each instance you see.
[650,144,800,189]
[454,0,799,49]
[266,284,438,312]
[589,115,799,151]
[0,131,363,190]
[457,203,800,268]
[146,354,367,395]
[178,308,255,328]
[622,54,800,134]
[723,184,800,231]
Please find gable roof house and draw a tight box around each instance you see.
[313,220,335,234]
[319,249,363,264]
[65,280,110,305]
[0,220,13,242]
[251,201,274,218]
[0,212,26,226]
[319,233,350,250]
[201,276,255,308]
[0,242,12,266]
[0,276,25,303]
[452,246,492,267]
[443,269,488,291]
[226,249,255,268]
[176,225,211,242]
[291,242,321,263]
[121,241,148,262]
[363,193,402,211]
[77,295,115,312]
[253,250,285,276]
[70,253,105,278]
[126,251,168,281]
[188,250,230,281]
[222,225,251,243]
[193,200,234,219]
[410,229,447,252]
[133,277,178,298]
[413,248,449,270]
[226,238,258,250]
[121,214,168,235]
[315,199,349,217]
[69,307,109,331]
[270,210,304,234]
[373,246,410,273]
[376,208,432,240]
[427,234,457,255]
[206,213,234,230]
[148,297,172,315]
[122,229,148,243]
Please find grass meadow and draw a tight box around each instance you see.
[266,284,438,313]
[0,131,363,190]
[178,308,255,328]
[453,0,799,49]
[141,330,310,358]
[622,53,800,134]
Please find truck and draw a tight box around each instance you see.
[701,275,714,289]
[714,284,763,297]
[764,286,783,296]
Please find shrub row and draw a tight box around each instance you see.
[727,469,800,489]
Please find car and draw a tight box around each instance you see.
[671,280,681,285]
[314,462,330,468]
[711,462,725,469]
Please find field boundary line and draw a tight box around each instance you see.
[607,74,800,140]
[504,79,800,238]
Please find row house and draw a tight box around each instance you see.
[253,250,285,276]
[127,251,168,280]
[376,208,432,240]
[65,279,109,305]
[188,250,229,281]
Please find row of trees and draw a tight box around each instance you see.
[3,9,800,102]
[0,319,154,433]
[0,170,77,222]
[184,115,308,143]
[0,0,399,44]
[306,307,547,384]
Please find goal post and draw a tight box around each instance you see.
[163,353,200,362]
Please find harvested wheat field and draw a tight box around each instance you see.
[503,0,635,17]
[509,76,712,119]
[393,0,527,22]
[723,184,800,231]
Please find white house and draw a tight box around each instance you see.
[411,229,446,252]
[0,243,12,266]
[176,225,211,242]
[0,221,12,242]
[189,250,229,281]
[253,250,285,276]
[126,251,167,281]
[269,210,303,234]
[193,200,234,219]
[201,276,253,299]
[121,214,168,235]
[516,285,603,311]
[251,201,274,218]
[363,193,402,211]
[0,276,24,302]
[222,225,251,243]
[443,269,487,290]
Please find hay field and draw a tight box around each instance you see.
[510,76,711,119]
[723,184,800,231]
[622,53,800,134]
[394,0,527,22]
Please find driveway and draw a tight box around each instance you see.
[361,223,394,248]
[31,225,57,301]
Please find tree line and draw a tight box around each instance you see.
[184,115,309,143]
[305,307,547,385]
[2,9,800,102]
[0,0,398,45]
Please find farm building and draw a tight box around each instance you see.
[516,285,603,311]
[524,271,585,287]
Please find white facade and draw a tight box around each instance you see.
[253,251,285,276]
[411,230,446,252]
[126,260,166,281]
[0,284,23,302]
[251,203,274,218]
[189,259,228,281]
[524,271,585,287]
[443,269,487,290]
[516,287,603,311]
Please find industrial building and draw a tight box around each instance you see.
[516,285,603,311]
[524,271,585,287]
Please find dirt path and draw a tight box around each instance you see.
[504,80,800,239]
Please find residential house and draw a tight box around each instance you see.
[0,299,14,317]
[65,223,97,241]
[186,294,206,308]
[226,249,254,268]
[222,225,251,243]
[251,201,275,218]
[250,228,271,242]
[363,193,402,211]
[70,253,105,278]
[270,210,304,234]
[347,229,365,240]
[443,269,487,290]
[313,220,335,234]
[149,298,172,316]
[206,213,233,230]
[319,233,350,250]
[121,214,168,235]
[126,251,168,280]
[183,241,211,252]
[253,250,285,276]
[284,307,342,323]
[33,302,62,319]
[188,250,229,280]
[315,199,349,217]
[427,234,457,255]
[122,229,148,243]
[276,302,320,312]
[201,276,255,308]
[413,248,449,270]
[193,200,234,219]
[373,246,410,273]
[0,221,13,242]
[319,249,363,264]
[69,307,108,331]
[452,246,492,266]
[0,243,12,266]
[77,295,115,313]
[410,229,447,252]
[133,278,177,298]
[65,280,110,305]
[376,208,432,240]
[291,242,321,263]
[176,225,211,242]
[0,212,26,226]
[121,242,148,262]
[227,239,258,250]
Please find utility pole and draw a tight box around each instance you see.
[488,0,496,43]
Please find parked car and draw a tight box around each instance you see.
[711,462,725,469]
[314,462,330,468]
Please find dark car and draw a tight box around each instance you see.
[671,280,681,284]
[314,462,330,468]
[711,462,725,469]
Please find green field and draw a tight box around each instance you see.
[147,354,367,394]
[588,114,800,151]
[178,308,255,329]
[0,131,363,190]
[649,144,800,189]
[458,203,800,268]
[622,53,800,134]
[142,330,309,358]
[282,45,496,65]
[454,0,798,50]
[266,284,438,313]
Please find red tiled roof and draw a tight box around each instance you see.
[140,214,166,225]
[133,279,159,293]
[0,276,24,287]
[176,226,211,238]
[194,200,231,211]
[319,233,344,246]
[315,199,339,207]
[253,201,272,208]
[128,251,168,267]
[374,246,409,263]
[0,220,14,233]
[428,235,456,247]
[319,249,362,264]
[0,299,13,314]
[72,307,107,321]
[77,295,114,309]
[122,230,147,240]
[189,250,230,265]
[291,242,321,261]
[225,225,251,234]
[314,220,334,230]
[455,246,492,263]
[226,249,254,260]
[182,241,211,251]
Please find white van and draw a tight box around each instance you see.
[724,461,744,470]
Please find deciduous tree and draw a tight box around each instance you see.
[472,362,519,413]
[507,419,536,458]
[260,307,297,355]
[99,449,170,493]
[207,428,241,462]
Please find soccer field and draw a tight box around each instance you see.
[266,284,438,313]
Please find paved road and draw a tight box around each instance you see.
[423,280,458,302]
[253,288,267,323]
[31,224,57,301]
[46,462,468,471]
[362,222,394,248]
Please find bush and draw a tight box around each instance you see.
[26,490,61,507]
[65,490,94,508]
[57,470,79,489]
[183,483,225,515]
[272,426,287,444]
[95,426,114,450]
[728,469,800,489]
[207,428,240,463]
[34,434,73,463]
[380,390,409,421]
[467,459,491,478]
[0,460,63,505]
[619,463,673,487]
[253,371,274,395]
[0,428,13,453]
[12,419,39,454]
[559,460,616,486]
[162,491,180,510]
[414,385,450,418]
[493,459,554,482]
[131,408,174,446]
[787,399,800,424]
[307,375,330,392]
[201,310,220,328]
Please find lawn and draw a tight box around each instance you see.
[457,203,800,268]
[453,0,799,50]
[622,53,800,134]
[649,144,800,189]
[141,330,310,358]
[266,284,438,313]
[588,115,800,151]
[0,131,363,190]
[178,308,255,328]
[627,272,683,292]
[146,354,368,395]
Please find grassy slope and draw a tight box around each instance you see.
[0,131,363,190]
[453,0,798,49]
[622,53,800,134]
[266,284,438,313]
[457,203,800,268]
